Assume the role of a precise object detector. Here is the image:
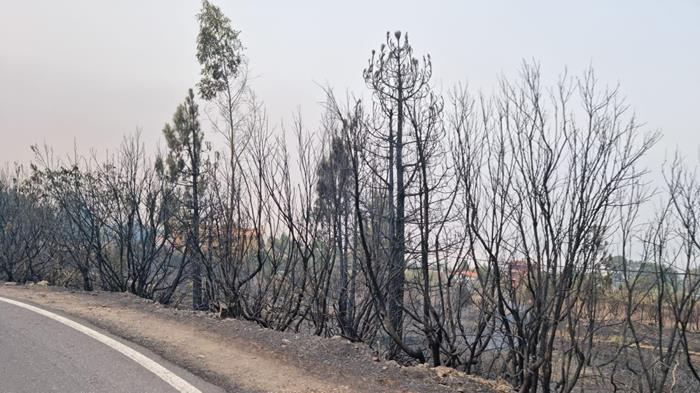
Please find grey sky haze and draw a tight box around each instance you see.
[1,0,699,169]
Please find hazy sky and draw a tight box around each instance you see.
[1,0,699,168]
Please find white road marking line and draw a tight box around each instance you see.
[0,296,202,393]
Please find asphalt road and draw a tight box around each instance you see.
[0,298,225,393]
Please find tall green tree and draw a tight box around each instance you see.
[194,0,247,311]
[316,133,354,337]
[162,89,206,310]
[196,0,245,178]
[196,0,243,102]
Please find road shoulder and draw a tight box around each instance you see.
[0,283,503,393]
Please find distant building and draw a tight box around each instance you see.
[455,269,479,284]
[507,259,529,286]
[454,259,530,286]
[172,225,260,252]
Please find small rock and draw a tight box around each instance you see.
[281,339,292,344]
[37,280,49,286]
[386,360,400,368]
[434,365,465,378]
[372,356,380,362]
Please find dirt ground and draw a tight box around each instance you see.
[0,282,505,393]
